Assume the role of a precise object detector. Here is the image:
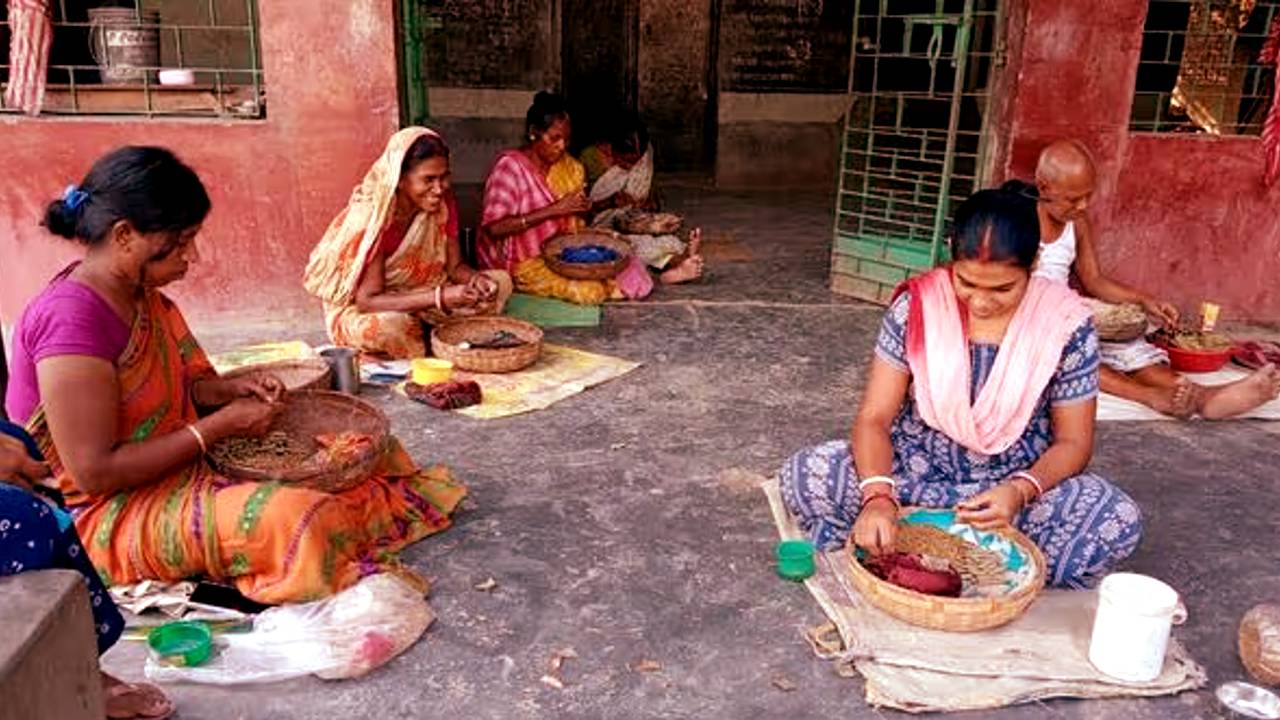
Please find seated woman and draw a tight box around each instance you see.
[1,421,173,720]
[581,109,655,211]
[581,110,704,286]
[305,128,511,358]
[780,186,1143,589]
[477,91,654,305]
[6,146,465,605]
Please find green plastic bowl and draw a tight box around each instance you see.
[148,621,212,667]
[776,539,816,581]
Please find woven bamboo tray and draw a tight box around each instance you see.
[1085,299,1148,343]
[543,232,632,281]
[617,210,681,236]
[431,316,543,373]
[844,510,1046,632]
[221,358,332,392]
[207,390,389,494]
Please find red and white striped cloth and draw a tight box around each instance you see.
[1261,14,1280,187]
[4,0,53,115]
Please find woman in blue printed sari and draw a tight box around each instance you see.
[780,185,1143,589]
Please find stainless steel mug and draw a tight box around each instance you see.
[320,347,360,395]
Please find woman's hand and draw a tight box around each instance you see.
[549,191,591,217]
[956,483,1026,530]
[1140,296,1180,329]
[442,283,483,310]
[227,375,285,404]
[210,398,281,439]
[0,434,49,492]
[194,374,284,407]
[467,273,499,303]
[853,495,899,555]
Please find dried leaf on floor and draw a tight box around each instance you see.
[539,674,565,690]
[771,675,799,692]
[631,659,664,673]
[474,577,498,592]
[549,647,578,672]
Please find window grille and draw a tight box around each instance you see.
[1130,0,1278,135]
[1,0,263,118]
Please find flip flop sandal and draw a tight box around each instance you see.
[104,682,174,720]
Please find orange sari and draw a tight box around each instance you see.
[26,291,465,604]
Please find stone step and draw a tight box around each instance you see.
[0,570,104,720]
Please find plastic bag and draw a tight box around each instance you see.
[145,574,434,685]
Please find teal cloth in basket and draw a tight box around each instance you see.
[901,508,1027,573]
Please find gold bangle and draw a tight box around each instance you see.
[186,424,207,455]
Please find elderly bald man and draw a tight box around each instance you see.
[1018,139,1279,420]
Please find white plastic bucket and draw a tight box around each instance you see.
[1088,573,1187,682]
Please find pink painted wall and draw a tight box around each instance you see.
[998,0,1280,321]
[0,2,400,326]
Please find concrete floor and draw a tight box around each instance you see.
[103,185,1280,719]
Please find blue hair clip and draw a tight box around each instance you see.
[62,184,89,211]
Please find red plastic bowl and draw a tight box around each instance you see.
[1157,342,1235,373]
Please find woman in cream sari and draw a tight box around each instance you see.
[581,109,704,285]
[306,128,512,358]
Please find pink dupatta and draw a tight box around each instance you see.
[896,267,1092,455]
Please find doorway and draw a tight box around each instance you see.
[561,0,640,153]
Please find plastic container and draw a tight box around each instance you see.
[148,621,213,667]
[1088,573,1186,682]
[159,69,196,86]
[1162,344,1235,373]
[411,358,453,386]
[776,540,816,581]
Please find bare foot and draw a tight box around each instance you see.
[686,227,703,256]
[1143,378,1197,419]
[660,254,704,284]
[1199,364,1280,420]
[103,673,173,720]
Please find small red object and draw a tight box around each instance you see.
[863,552,963,598]
[1234,341,1280,371]
[405,380,482,410]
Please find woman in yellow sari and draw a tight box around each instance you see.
[477,92,653,305]
[10,146,465,605]
[305,128,512,358]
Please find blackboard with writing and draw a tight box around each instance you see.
[420,0,555,89]
[721,0,853,92]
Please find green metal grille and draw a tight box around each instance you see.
[397,0,433,127]
[1130,0,1279,136]
[831,0,1003,304]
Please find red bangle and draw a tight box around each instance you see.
[860,493,899,512]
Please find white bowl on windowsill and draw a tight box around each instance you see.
[158,69,196,87]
